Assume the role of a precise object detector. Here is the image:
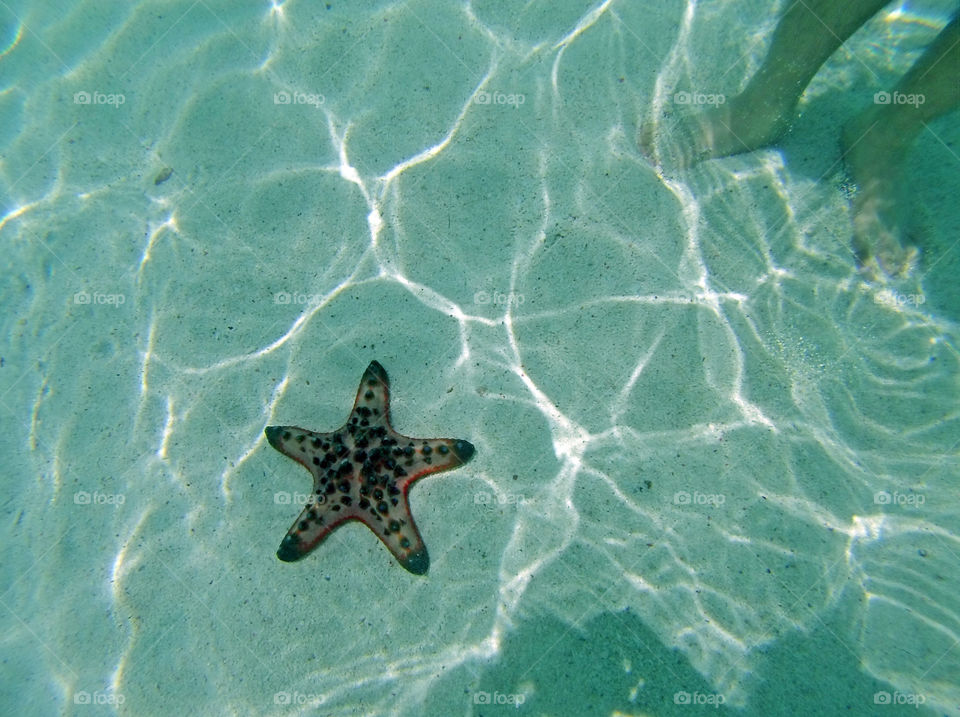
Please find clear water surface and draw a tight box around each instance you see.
[1,1,958,715]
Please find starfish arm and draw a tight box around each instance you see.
[367,506,429,575]
[265,425,335,471]
[391,437,476,489]
[352,360,390,427]
[277,498,430,574]
[277,504,355,561]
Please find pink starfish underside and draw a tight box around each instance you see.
[265,361,475,575]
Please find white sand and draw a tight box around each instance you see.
[1,1,957,715]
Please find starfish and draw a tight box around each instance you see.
[264,360,475,575]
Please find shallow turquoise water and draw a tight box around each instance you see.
[1,1,958,715]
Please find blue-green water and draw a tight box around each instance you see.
[1,1,958,715]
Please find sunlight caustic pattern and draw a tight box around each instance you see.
[1,1,958,715]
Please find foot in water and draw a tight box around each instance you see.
[841,111,918,278]
[640,89,919,278]
[840,13,959,278]
[639,0,891,169]
[639,2,958,280]
[638,85,796,171]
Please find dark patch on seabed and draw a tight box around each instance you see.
[423,588,938,715]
